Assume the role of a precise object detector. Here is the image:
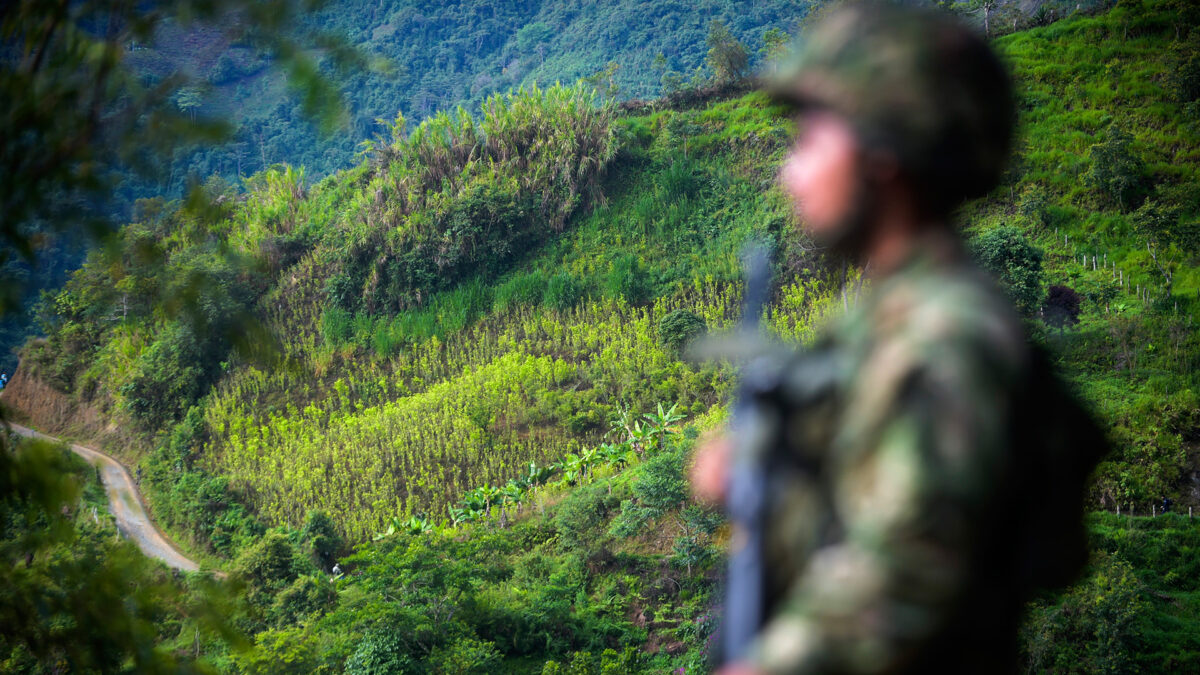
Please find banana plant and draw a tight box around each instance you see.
[643,402,685,452]
[524,461,555,487]
[477,484,501,516]
[578,446,599,479]
[404,514,433,535]
[562,453,584,485]
[599,442,636,467]
[460,488,488,517]
[502,481,525,509]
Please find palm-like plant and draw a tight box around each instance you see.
[526,461,556,487]
[643,402,686,452]
[562,453,584,485]
[404,514,433,535]
[578,446,599,480]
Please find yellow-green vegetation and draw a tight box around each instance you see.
[194,82,820,541]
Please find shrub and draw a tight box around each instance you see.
[269,575,337,626]
[1085,126,1148,210]
[320,307,352,345]
[494,270,546,311]
[603,254,652,305]
[969,225,1044,315]
[120,324,206,429]
[554,483,618,550]
[544,273,584,312]
[428,637,501,674]
[345,631,416,675]
[657,309,707,354]
[301,510,344,571]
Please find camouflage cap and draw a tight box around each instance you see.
[766,2,1015,214]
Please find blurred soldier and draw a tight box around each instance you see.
[692,3,1105,674]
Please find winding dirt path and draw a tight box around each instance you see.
[9,423,201,573]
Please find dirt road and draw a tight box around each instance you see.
[9,423,201,573]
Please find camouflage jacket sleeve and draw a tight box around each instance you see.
[747,280,1025,674]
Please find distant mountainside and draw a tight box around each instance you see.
[134,0,810,196]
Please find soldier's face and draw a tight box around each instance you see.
[779,112,863,243]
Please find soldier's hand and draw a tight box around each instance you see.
[691,434,731,505]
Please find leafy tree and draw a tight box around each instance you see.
[610,447,688,538]
[583,61,622,100]
[120,323,207,428]
[1086,126,1148,210]
[270,575,337,627]
[1021,554,1147,674]
[760,27,791,71]
[969,225,1045,315]
[0,0,358,309]
[345,630,416,675]
[235,625,325,675]
[428,636,502,674]
[657,309,707,355]
[235,530,300,604]
[302,510,345,571]
[706,20,750,83]
[1170,47,1200,103]
[1132,196,1197,293]
[174,87,205,121]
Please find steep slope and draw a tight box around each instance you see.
[131,0,811,195]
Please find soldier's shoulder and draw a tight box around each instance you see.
[868,262,1029,375]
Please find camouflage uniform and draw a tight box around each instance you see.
[735,4,1104,672]
[749,250,1039,674]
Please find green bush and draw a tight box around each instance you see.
[494,270,547,311]
[657,309,707,354]
[120,324,207,429]
[544,273,584,312]
[428,637,502,674]
[1021,554,1148,674]
[1085,125,1148,210]
[269,575,337,627]
[969,225,1045,315]
[603,255,652,305]
[554,483,619,550]
[344,631,416,675]
[301,510,344,571]
[320,307,352,345]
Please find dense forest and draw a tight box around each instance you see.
[3,0,1200,672]
[135,0,811,193]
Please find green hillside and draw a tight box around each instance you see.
[137,0,811,194]
[6,0,1200,672]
